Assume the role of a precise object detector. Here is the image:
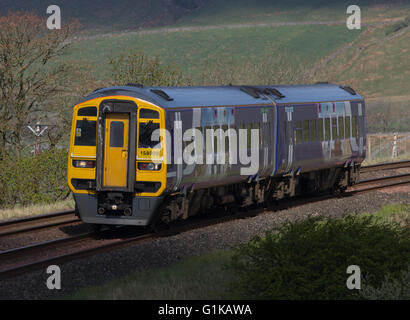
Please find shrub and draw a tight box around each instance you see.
[226,215,410,300]
[0,149,70,208]
[359,265,410,300]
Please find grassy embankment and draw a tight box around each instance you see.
[0,198,75,221]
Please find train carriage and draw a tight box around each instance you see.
[67,83,366,227]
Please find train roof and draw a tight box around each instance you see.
[80,83,363,108]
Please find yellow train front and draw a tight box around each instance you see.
[68,87,167,226]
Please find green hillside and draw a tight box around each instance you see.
[68,24,361,80]
[311,21,410,97]
[175,0,410,26]
[0,0,207,32]
[2,0,409,32]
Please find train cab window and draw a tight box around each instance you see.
[303,120,309,142]
[345,116,351,138]
[74,119,96,146]
[138,121,160,148]
[332,118,337,139]
[78,107,97,117]
[310,120,317,141]
[318,119,324,141]
[352,116,358,138]
[139,108,159,119]
[338,117,344,139]
[110,121,124,148]
[325,118,330,141]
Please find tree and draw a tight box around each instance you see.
[0,12,80,159]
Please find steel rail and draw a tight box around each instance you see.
[0,210,78,237]
[360,160,410,173]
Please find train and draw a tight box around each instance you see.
[67,83,366,227]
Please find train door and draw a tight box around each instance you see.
[103,113,129,187]
[96,100,137,192]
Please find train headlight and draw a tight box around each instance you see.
[73,160,95,168]
[138,162,161,171]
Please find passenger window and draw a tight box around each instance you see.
[310,120,317,141]
[110,121,124,148]
[325,118,330,141]
[246,123,252,149]
[213,125,219,152]
[345,116,351,138]
[332,118,337,139]
[295,121,302,144]
[318,119,324,141]
[303,120,309,142]
[338,117,344,139]
[352,116,358,138]
[253,122,261,147]
[74,119,97,146]
[222,124,229,151]
[139,108,159,119]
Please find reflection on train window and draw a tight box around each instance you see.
[352,116,358,138]
[303,120,309,142]
[345,116,351,138]
[78,106,97,117]
[318,119,324,141]
[139,108,159,119]
[325,118,330,141]
[338,117,344,139]
[332,118,337,139]
[110,121,124,148]
[74,119,96,146]
[310,120,317,141]
[138,121,160,148]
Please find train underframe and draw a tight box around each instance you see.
[74,164,361,228]
[157,164,361,226]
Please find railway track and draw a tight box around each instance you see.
[0,209,78,237]
[1,160,408,238]
[360,159,410,173]
[0,170,409,281]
